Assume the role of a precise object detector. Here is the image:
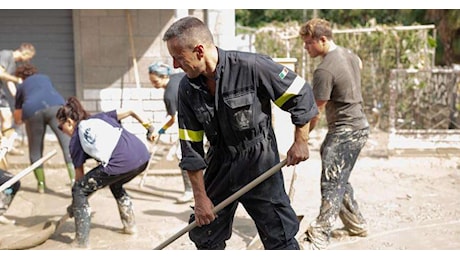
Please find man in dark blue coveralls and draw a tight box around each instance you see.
[162,16,318,250]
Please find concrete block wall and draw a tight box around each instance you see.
[70,9,232,146]
[72,9,186,145]
[81,86,178,146]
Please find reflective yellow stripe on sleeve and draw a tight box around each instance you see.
[274,76,306,108]
[179,128,204,142]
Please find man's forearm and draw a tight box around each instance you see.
[0,72,21,84]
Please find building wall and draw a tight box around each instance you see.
[0,10,75,99]
[72,9,209,141]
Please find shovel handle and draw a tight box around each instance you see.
[0,150,57,193]
[153,158,287,250]
[139,135,162,188]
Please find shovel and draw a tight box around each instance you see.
[0,192,96,250]
[138,135,162,188]
[0,210,71,250]
[153,159,287,250]
[0,149,57,193]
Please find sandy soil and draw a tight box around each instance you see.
[0,130,459,254]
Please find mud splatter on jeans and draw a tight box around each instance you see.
[306,127,369,249]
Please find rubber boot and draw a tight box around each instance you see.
[66,163,76,186]
[176,169,193,204]
[34,168,46,194]
[117,195,137,235]
[73,206,91,248]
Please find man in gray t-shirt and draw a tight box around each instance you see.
[299,18,370,250]
[0,43,35,156]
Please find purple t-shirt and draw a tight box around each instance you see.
[69,110,150,175]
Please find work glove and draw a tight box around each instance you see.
[143,122,156,142]
[158,128,166,135]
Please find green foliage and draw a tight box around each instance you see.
[236,9,306,28]
[250,21,436,131]
[236,9,460,66]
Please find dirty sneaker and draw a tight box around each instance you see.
[331,227,368,239]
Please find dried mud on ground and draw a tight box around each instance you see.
[0,131,459,251]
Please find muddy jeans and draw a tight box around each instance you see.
[306,127,369,249]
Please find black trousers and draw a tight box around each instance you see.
[72,161,148,209]
[189,137,299,250]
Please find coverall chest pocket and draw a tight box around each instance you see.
[191,97,217,141]
[223,90,255,131]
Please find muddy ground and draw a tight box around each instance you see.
[0,129,459,255]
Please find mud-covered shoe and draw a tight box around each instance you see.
[71,239,90,249]
[331,227,368,239]
[123,225,138,235]
[298,233,321,250]
[0,215,15,225]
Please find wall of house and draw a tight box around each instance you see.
[72,9,207,142]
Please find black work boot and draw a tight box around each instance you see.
[117,195,137,235]
[72,206,91,248]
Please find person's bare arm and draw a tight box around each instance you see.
[7,81,17,97]
[159,114,175,133]
[74,166,85,181]
[0,67,22,84]
[13,109,22,125]
[286,122,311,166]
[116,108,157,141]
[309,100,327,131]
[187,169,216,227]
[116,109,148,124]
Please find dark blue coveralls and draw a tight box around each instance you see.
[177,48,318,249]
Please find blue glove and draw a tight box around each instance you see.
[158,128,166,135]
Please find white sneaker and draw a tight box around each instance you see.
[0,215,15,225]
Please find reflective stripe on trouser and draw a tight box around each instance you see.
[306,128,369,249]
[189,136,299,250]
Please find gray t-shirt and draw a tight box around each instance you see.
[313,46,369,132]
[0,50,16,109]
[163,72,185,116]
